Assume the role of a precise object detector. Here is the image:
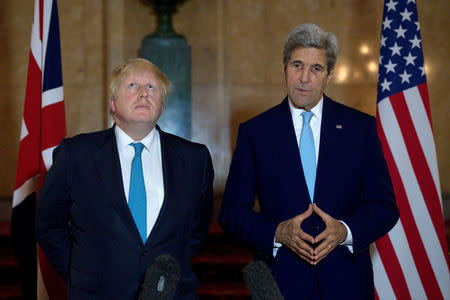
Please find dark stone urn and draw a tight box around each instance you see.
[141,0,191,140]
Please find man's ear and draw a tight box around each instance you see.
[109,99,115,113]
[326,69,334,84]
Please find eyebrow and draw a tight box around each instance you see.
[291,60,325,70]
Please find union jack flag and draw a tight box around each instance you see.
[12,0,67,299]
[372,0,450,299]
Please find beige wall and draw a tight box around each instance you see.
[2,0,449,200]
[1,0,108,198]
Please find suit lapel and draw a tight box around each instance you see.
[278,98,302,169]
[93,126,143,245]
[315,96,341,206]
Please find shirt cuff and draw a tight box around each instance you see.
[273,238,282,257]
[340,220,354,253]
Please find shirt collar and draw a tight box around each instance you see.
[114,125,156,151]
[288,96,323,122]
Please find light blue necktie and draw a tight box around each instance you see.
[129,142,147,242]
[299,111,316,202]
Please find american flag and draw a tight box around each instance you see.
[12,0,67,299]
[372,0,450,299]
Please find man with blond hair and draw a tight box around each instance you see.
[37,58,214,299]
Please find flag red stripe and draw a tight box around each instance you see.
[15,53,42,190]
[377,107,444,300]
[417,83,432,129]
[15,137,39,190]
[376,234,412,299]
[23,54,42,129]
[389,92,448,256]
[41,102,66,149]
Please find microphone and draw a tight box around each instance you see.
[242,260,284,300]
[138,255,180,300]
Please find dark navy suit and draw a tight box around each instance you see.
[36,125,214,299]
[219,96,399,299]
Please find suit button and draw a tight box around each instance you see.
[312,225,319,231]
[142,250,148,256]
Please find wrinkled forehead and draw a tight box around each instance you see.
[119,67,160,84]
[290,47,327,60]
[123,65,152,77]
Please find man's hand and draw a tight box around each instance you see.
[312,204,347,265]
[275,204,315,264]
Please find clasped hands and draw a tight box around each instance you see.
[274,204,347,265]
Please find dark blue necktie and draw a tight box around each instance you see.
[299,111,316,202]
[129,142,147,242]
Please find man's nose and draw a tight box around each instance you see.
[299,70,310,83]
[139,86,148,97]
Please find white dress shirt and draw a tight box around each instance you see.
[115,125,164,239]
[273,97,353,256]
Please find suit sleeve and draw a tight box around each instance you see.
[219,124,278,260]
[188,145,214,259]
[342,118,399,253]
[36,139,72,282]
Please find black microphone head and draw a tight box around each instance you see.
[138,255,180,300]
[242,260,284,300]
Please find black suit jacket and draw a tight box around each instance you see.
[36,125,214,299]
[220,96,399,299]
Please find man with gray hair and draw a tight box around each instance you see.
[220,23,399,299]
